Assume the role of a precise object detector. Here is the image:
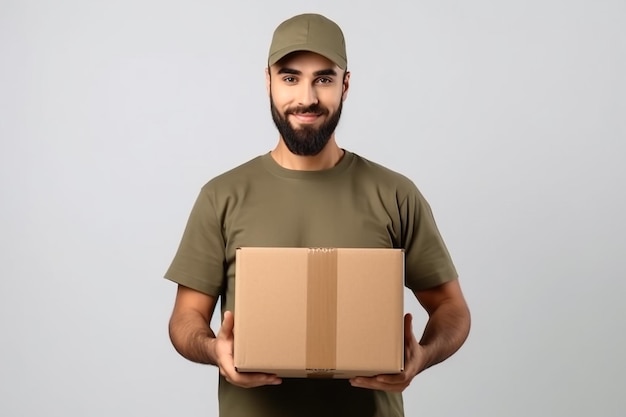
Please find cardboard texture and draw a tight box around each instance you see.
[234,247,404,379]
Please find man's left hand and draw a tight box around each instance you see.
[349,313,425,392]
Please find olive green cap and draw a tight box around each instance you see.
[268,13,347,69]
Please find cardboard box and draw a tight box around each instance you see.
[234,247,404,379]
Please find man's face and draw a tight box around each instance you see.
[267,51,349,156]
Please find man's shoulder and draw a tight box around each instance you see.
[201,154,268,190]
[349,151,416,188]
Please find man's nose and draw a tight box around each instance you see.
[296,84,318,107]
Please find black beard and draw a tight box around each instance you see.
[270,94,343,156]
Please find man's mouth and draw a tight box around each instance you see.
[291,112,321,123]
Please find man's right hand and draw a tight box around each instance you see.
[169,286,282,388]
[214,310,283,388]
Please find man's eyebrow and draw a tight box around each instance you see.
[276,68,338,77]
[313,69,338,77]
[277,68,301,75]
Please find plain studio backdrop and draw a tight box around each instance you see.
[1,1,624,416]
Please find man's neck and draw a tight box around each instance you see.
[270,137,344,171]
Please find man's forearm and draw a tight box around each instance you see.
[418,300,471,372]
[169,310,218,365]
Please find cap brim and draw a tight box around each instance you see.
[268,44,347,69]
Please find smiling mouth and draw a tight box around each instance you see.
[291,113,321,123]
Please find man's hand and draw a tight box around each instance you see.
[214,311,283,388]
[168,286,283,389]
[350,279,471,392]
[349,313,424,392]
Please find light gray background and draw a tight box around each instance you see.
[1,0,624,416]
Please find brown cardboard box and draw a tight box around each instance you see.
[233,247,404,379]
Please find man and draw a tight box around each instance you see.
[165,13,470,417]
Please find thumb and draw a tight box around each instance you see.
[404,313,414,340]
[221,310,234,337]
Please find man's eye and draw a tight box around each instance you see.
[316,77,332,84]
[283,76,297,83]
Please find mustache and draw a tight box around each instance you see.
[285,103,328,115]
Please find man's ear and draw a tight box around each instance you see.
[342,71,351,101]
[265,67,271,96]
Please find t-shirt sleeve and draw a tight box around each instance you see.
[401,186,458,291]
[164,185,226,296]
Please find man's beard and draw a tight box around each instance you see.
[270,94,343,156]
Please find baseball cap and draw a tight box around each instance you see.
[268,13,347,69]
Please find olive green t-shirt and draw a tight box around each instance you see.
[165,150,458,417]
